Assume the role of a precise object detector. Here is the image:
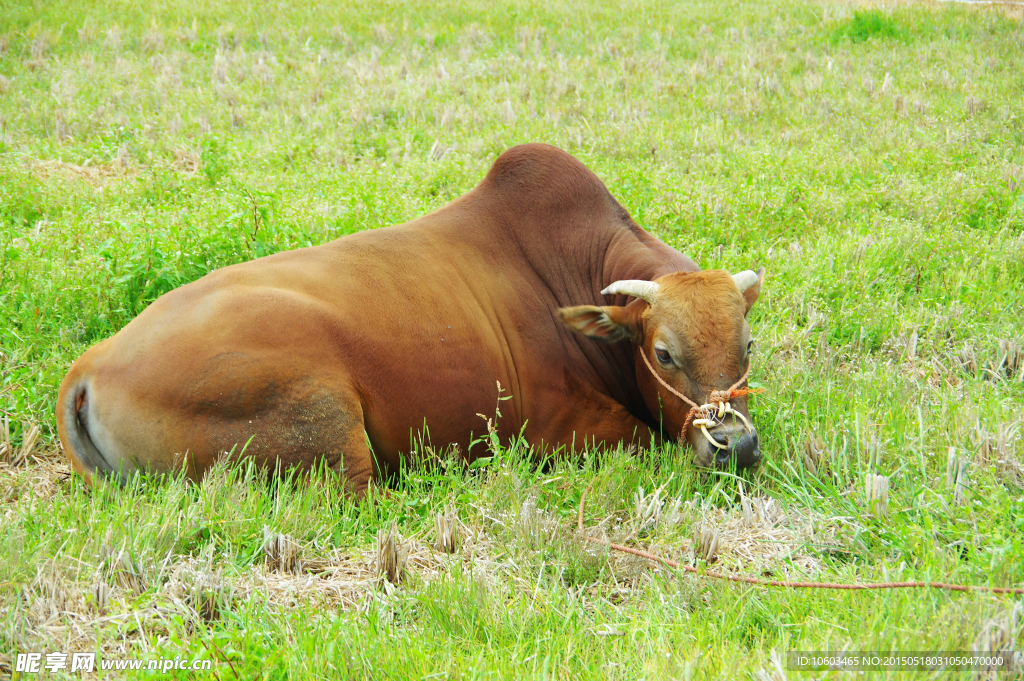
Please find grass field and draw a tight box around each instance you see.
[1,0,1023,677]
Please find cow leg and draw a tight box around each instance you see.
[334,428,375,498]
[58,341,380,496]
[528,391,662,454]
[187,378,379,498]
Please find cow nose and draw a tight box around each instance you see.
[713,431,761,468]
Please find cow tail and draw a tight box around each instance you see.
[56,380,112,484]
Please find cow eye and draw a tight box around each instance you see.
[655,347,672,365]
[747,339,755,355]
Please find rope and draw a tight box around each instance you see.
[575,488,1024,595]
[639,349,755,444]
[639,347,703,412]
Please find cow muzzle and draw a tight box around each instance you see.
[689,407,761,469]
[688,398,760,469]
[707,426,761,468]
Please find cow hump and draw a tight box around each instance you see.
[478,144,625,221]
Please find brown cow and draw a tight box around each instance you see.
[56,144,764,494]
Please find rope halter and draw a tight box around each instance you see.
[638,348,755,450]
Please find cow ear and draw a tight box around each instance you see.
[559,305,640,343]
[741,267,765,316]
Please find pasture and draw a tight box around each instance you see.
[1,0,1023,677]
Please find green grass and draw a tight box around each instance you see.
[831,10,909,44]
[1,0,1023,678]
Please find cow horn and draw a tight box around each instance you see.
[732,270,758,293]
[601,280,659,304]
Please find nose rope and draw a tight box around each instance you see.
[638,348,755,450]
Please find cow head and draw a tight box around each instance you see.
[560,268,764,469]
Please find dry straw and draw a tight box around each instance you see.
[693,525,721,564]
[972,603,1021,681]
[864,474,890,518]
[26,151,134,187]
[263,528,304,575]
[0,417,39,467]
[576,488,1024,595]
[754,649,788,681]
[434,505,460,554]
[375,523,408,584]
[995,339,1022,380]
[801,435,828,477]
[973,422,1024,489]
[947,447,969,505]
